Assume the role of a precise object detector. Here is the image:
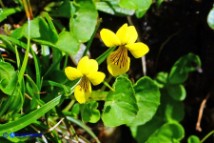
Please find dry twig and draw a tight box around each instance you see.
[196,94,210,132]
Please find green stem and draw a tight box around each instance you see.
[101,75,113,91]
[18,20,30,83]
[103,81,114,91]
[201,130,214,143]
[30,48,41,89]
[63,100,75,112]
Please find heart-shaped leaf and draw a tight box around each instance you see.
[128,76,160,126]
[146,123,185,143]
[102,76,138,127]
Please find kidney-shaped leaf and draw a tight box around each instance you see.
[168,53,201,84]
[146,122,185,143]
[128,76,160,127]
[70,0,98,42]
[102,76,138,127]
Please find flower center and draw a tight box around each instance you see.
[109,46,128,68]
[79,76,90,92]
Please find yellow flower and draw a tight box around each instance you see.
[100,23,149,76]
[65,56,105,104]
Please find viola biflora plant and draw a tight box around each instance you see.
[0,0,211,143]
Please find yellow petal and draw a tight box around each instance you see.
[87,72,105,86]
[126,42,149,58]
[65,66,83,80]
[116,23,128,44]
[126,26,138,44]
[77,56,98,75]
[74,78,92,104]
[116,23,138,45]
[107,47,130,76]
[100,29,121,47]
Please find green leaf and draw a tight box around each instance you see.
[43,12,59,41]
[7,91,23,114]
[166,84,186,101]
[207,7,214,30]
[130,116,165,143]
[119,0,137,10]
[0,35,27,50]
[0,7,22,22]
[135,0,152,18]
[23,17,58,43]
[11,26,25,39]
[70,0,98,42]
[155,72,168,88]
[96,1,134,16]
[119,0,153,15]
[146,123,185,143]
[0,61,18,95]
[81,101,100,123]
[102,76,138,127]
[56,31,80,55]
[69,103,80,117]
[188,135,201,143]
[156,72,168,83]
[168,53,201,84]
[156,0,164,7]
[160,88,185,122]
[0,95,61,135]
[128,76,160,126]
[164,98,185,122]
[49,0,75,18]
[0,62,23,118]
